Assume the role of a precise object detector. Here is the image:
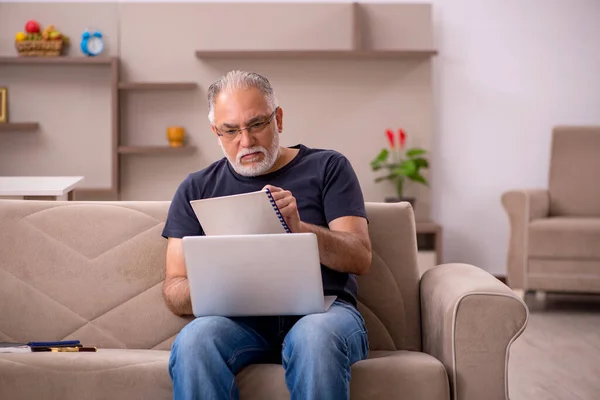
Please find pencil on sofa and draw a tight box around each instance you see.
[48,347,97,352]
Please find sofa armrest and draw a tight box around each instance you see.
[420,263,528,400]
[501,189,550,288]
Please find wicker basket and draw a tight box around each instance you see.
[15,40,63,57]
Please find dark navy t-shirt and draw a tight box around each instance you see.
[161,144,367,307]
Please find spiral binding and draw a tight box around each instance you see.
[265,189,291,233]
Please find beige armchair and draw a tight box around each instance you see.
[502,126,600,295]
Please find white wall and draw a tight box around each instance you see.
[428,0,600,275]
[3,0,599,276]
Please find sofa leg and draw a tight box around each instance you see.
[513,289,525,300]
[535,290,547,302]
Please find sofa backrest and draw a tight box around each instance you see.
[548,126,600,216]
[0,200,421,352]
[0,200,189,350]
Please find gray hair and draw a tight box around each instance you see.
[207,70,279,124]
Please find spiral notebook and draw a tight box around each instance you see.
[190,189,291,236]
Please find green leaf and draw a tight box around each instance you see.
[409,173,429,186]
[374,173,396,183]
[406,148,427,158]
[370,149,389,170]
[413,157,429,169]
[373,149,389,163]
[395,159,417,176]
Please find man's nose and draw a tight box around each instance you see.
[239,129,256,147]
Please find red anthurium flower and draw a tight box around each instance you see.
[399,129,407,149]
[386,129,395,148]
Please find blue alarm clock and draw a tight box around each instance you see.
[80,30,104,57]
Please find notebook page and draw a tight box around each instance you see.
[190,190,288,236]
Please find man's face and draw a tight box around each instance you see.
[212,87,282,177]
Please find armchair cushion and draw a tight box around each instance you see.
[548,126,600,216]
[529,217,600,259]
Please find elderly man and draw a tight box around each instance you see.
[162,70,371,400]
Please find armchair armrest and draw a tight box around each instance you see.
[501,189,550,288]
[421,263,528,400]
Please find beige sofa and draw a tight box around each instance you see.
[0,199,528,400]
[502,126,600,295]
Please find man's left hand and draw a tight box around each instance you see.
[263,185,303,233]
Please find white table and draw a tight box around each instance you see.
[0,176,84,200]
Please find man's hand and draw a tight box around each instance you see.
[262,185,371,275]
[263,185,303,233]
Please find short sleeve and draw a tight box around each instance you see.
[322,155,367,224]
[161,175,203,239]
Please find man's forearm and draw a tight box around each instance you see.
[300,222,371,275]
[162,277,194,316]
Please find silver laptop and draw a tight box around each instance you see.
[181,233,337,317]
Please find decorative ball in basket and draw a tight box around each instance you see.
[15,20,69,57]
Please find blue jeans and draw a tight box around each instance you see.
[169,299,369,400]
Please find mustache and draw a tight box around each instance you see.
[236,147,267,163]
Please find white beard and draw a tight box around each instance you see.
[220,132,280,177]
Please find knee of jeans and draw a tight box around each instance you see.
[172,316,230,353]
[283,316,343,358]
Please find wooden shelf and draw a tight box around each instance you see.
[0,122,39,132]
[118,145,197,155]
[195,50,437,60]
[118,82,198,90]
[0,56,117,65]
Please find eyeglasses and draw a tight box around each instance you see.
[215,108,278,142]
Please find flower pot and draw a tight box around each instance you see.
[384,196,416,207]
[167,126,185,148]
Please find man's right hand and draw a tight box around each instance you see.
[263,185,303,233]
[163,238,194,316]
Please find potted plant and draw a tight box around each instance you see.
[370,128,429,205]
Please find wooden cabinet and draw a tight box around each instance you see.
[416,221,442,276]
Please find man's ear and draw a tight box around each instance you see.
[276,107,284,132]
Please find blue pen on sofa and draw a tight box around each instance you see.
[28,340,81,347]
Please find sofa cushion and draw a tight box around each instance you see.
[0,349,449,400]
[529,217,600,259]
[0,349,171,400]
[237,350,450,400]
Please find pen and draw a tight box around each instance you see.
[28,340,81,347]
[48,347,97,352]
